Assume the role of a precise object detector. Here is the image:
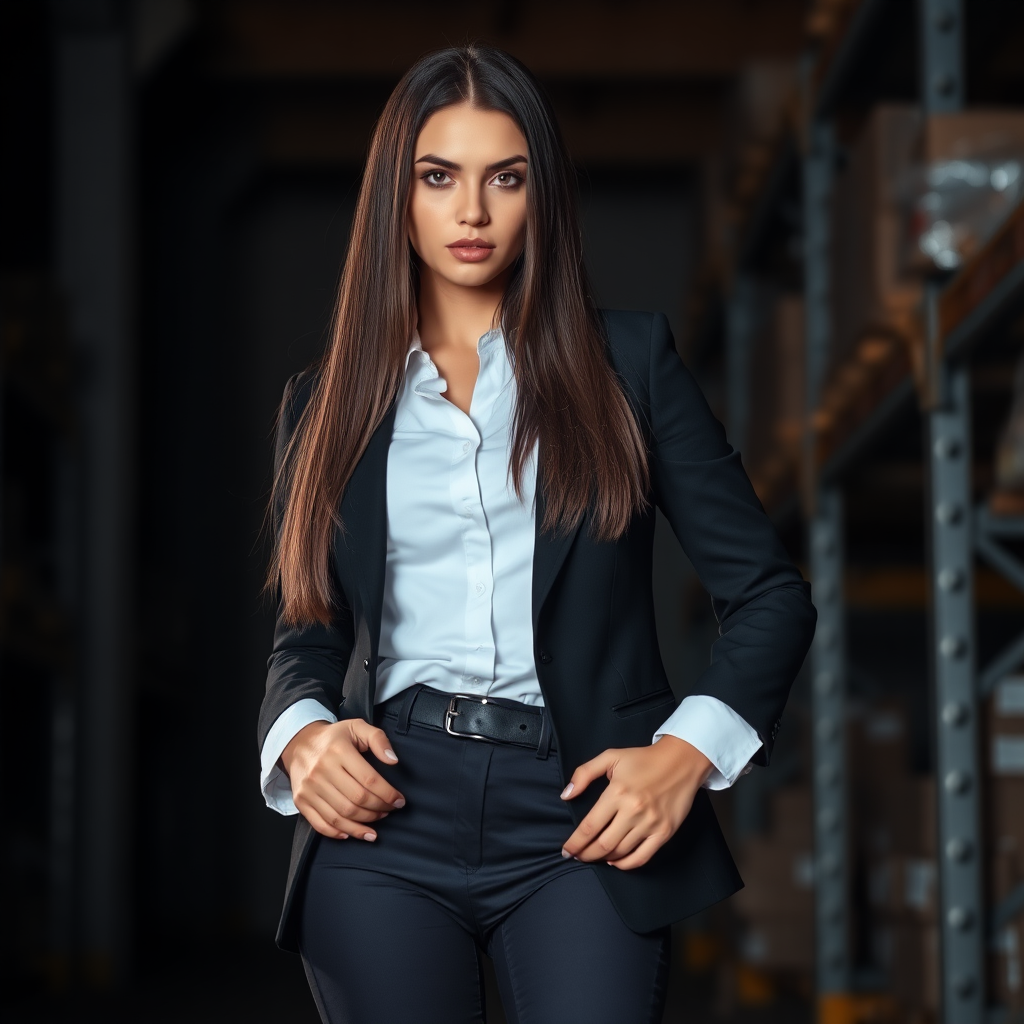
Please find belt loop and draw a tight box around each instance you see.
[535,706,552,760]
[396,683,422,736]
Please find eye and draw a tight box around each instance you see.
[492,171,524,189]
[422,170,453,188]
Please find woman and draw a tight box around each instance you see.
[258,44,816,1024]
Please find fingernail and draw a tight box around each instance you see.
[339,833,348,839]
[560,783,574,799]
[393,797,406,808]
[561,848,571,859]
[384,749,398,761]
[364,832,377,842]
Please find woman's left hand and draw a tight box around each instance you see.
[559,736,714,870]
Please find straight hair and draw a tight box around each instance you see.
[270,44,650,626]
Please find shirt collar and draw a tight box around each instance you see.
[405,326,503,366]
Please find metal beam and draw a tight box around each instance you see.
[926,356,985,1020]
[810,487,849,994]
[918,3,984,1019]
[803,108,850,996]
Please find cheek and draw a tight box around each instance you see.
[408,191,442,253]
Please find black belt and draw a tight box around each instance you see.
[380,685,556,756]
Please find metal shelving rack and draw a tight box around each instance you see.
[795,1,1024,1020]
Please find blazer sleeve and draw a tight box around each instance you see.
[646,312,817,766]
[256,371,355,755]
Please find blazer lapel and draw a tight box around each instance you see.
[531,453,586,630]
[335,403,398,649]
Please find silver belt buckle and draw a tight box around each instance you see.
[444,694,490,740]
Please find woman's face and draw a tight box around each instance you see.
[408,102,528,290]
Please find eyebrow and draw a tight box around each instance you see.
[414,154,528,172]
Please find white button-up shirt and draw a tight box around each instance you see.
[260,328,761,813]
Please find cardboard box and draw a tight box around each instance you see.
[861,776,936,858]
[988,777,1024,900]
[747,293,805,481]
[867,855,938,923]
[919,110,1024,163]
[873,922,939,1012]
[991,922,1024,1011]
[733,841,815,920]
[848,699,912,787]
[738,921,814,972]
[986,677,1024,906]
[771,785,813,847]
[830,105,924,371]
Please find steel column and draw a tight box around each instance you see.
[810,487,849,994]
[803,112,849,996]
[918,2,983,1018]
[926,356,985,1020]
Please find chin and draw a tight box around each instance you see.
[440,264,506,288]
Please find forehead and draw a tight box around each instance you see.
[415,103,527,163]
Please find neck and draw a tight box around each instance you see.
[416,264,507,352]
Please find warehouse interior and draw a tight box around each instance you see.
[3,1,1024,1021]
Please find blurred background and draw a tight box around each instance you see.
[3,1,1024,1021]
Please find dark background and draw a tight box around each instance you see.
[4,2,1024,1022]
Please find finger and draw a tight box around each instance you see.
[302,792,379,842]
[343,723,406,807]
[572,813,638,864]
[561,749,619,800]
[299,745,396,815]
[607,833,667,871]
[296,769,390,822]
[296,798,350,840]
[600,824,651,863]
[330,770,397,815]
[337,744,406,811]
[561,798,618,858]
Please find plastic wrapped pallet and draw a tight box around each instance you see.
[904,111,1024,273]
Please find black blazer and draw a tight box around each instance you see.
[258,309,817,952]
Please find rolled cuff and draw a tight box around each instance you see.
[652,694,763,790]
[260,698,337,815]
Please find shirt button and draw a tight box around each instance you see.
[475,582,485,594]
[462,441,471,454]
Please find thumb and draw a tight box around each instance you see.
[352,720,399,764]
[562,749,618,800]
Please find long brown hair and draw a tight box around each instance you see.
[271,44,650,626]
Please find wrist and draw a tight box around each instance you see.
[280,720,332,777]
[654,734,714,786]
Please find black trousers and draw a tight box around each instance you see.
[298,689,671,1024]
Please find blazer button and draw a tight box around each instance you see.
[539,651,553,664]
[363,658,370,671]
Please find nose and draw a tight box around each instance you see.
[458,180,489,228]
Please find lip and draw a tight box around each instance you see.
[446,238,496,263]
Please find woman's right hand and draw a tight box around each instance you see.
[280,719,406,841]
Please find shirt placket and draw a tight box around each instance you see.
[447,341,501,694]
